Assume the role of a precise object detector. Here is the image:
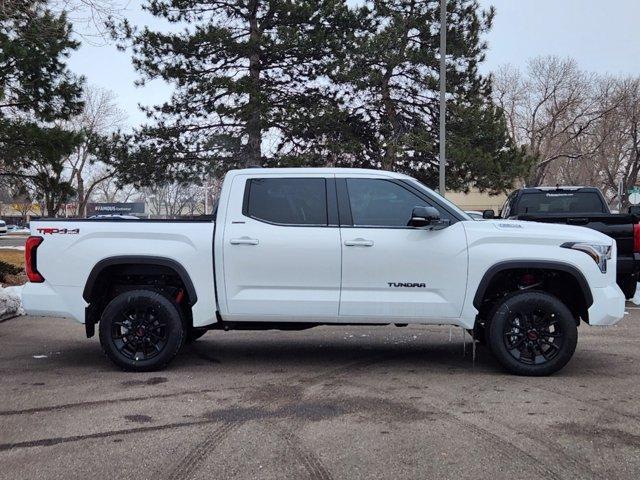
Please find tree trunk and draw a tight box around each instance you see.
[381,72,400,171]
[45,194,57,218]
[527,160,547,187]
[245,0,262,166]
[76,172,85,216]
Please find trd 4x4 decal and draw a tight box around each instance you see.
[36,227,80,235]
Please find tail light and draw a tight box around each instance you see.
[25,236,44,283]
[634,224,640,253]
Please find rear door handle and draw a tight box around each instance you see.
[230,236,259,245]
[344,238,374,247]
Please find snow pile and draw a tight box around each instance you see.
[0,285,24,318]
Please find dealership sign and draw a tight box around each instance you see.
[86,202,145,216]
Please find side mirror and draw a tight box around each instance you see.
[482,209,495,219]
[409,206,441,228]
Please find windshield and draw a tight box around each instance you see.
[517,191,606,214]
[405,178,472,220]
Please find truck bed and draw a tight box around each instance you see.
[24,218,218,327]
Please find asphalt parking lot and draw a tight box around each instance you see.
[1,310,639,480]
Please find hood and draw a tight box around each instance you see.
[462,219,613,247]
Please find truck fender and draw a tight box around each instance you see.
[472,260,593,309]
[82,256,198,306]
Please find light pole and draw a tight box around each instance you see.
[439,0,447,197]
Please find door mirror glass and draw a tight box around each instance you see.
[409,206,441,228]
[482,209,495,219]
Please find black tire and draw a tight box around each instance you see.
[618,274,638,299]
[99,290,185,371]
[487,291,577,376]
[186,328,208,343]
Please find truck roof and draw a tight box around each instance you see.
[227,167,413,180]
[519,186,599,193]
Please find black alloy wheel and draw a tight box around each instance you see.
[503,305,564,365]
[111,305,169,361]
[99,290,185,371]
[488,291,578,376]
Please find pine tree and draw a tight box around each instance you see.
[0,0,84,215]
[333,0,528,192]
[109,0,360,185]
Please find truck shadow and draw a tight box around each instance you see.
[21,328,632,380]
[177,333,635,380]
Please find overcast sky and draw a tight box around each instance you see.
[67,0,640,128]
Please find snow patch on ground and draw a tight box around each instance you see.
[0,246,25,251]
[0,284,24,318]
[632,283,640,305]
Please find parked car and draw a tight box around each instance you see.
[6,224,30,234]
[0,220,6,236]
[489,186,640,298]
[23,168,625,375]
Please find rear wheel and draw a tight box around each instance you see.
[488,291,577,376]
[99,290,185,371]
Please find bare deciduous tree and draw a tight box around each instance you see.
[52,0,127,43]
[91,170,138,203]
[588,78,640,208]
[493,56,615,186]
[142,183,203,218]
[63,85,127,215]
[494,56,640,209]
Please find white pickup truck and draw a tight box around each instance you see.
[23,168,625,375]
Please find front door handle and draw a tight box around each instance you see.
[344,238,374,247]
[230,236,259,245]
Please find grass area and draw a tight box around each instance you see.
[0,249,24,269]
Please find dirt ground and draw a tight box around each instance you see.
[1,311,639,480]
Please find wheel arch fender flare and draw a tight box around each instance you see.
[472,260,593,310]
[82,256,198,306]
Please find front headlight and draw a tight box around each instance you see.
[561,242,612,273]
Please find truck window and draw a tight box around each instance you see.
[244,178,328,226]
[346,178,448,227]
[516,191,606,215]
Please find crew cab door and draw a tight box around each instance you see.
[221,173,341,321]
[337,176,468,322]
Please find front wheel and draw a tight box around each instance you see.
[488,291,577,376]
[99,290,185,371]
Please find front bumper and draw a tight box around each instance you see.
[588,284,626,326]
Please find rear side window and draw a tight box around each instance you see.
[516,192,606,215]
[244,178,327,226]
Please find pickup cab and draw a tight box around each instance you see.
[497,186,640,298]
[23,168,626,376]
